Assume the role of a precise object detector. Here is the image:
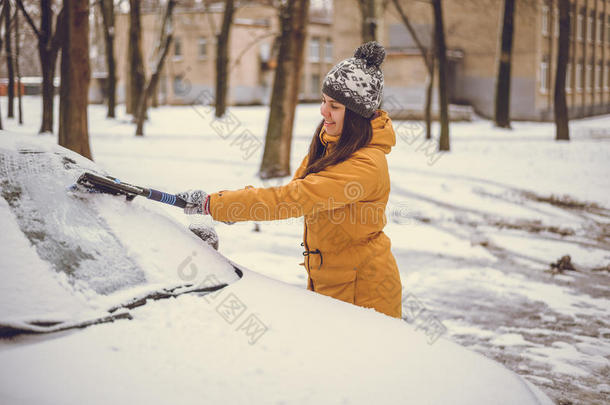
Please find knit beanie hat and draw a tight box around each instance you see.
[321,41,386,119]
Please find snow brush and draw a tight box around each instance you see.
[70,172,187,209]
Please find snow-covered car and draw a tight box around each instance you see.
[0,134,553,404]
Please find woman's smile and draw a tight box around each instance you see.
[320,93,345,135]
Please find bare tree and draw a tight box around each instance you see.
[554,0,570,141]
[126,0,145,116]
[432,0,449,151]
[136,0,176,136]
[357,0,377,42]
[98,0,116,118]
[214,0,236,118]
[259,0,309,179]
[493,0,516,128]
[16,0,64,134]
[391,0,434,139]
[14,7,23,124]
[4,0,14,118]
[58,0,92,160]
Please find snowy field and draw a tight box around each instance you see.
[2,96,610,404]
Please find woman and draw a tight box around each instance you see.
[178,41,402,318]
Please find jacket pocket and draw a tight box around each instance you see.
[309,257,357,304]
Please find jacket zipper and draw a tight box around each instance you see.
[302,141,327,292]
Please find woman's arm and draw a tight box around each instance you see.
[208,151,382,223]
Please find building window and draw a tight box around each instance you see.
[566,62,572,93]
[587,11,594,42]
[576,62,583,91]
[173,74,186,95]
[540,56,549,92]
[607,15,610,43]
[174,37,183,60]
[598,15,603,43]
[309,37,320,62]
[198,37,207,59]
[606,62,610,90]
[578,9,585,40]
[596,61,602,90]
[311,73,320,95]
[299,73,305,96]
[554,7,559,37]
[542,5,549,36]
[586,61,592,90]
[324,39,333,63]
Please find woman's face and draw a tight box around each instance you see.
[320,93,346,136]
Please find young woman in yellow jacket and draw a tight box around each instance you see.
[178,42,402,319]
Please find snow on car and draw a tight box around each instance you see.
[0,133,553,404]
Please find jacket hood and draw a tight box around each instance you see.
[319,109,396,155]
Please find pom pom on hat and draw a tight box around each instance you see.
[354,41,386,68]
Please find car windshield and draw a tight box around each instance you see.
[0,135,239,333]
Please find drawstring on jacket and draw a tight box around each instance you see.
[301,242,323,268]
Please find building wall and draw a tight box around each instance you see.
[361,0,609,121]
[551,0,610,119]
[372,0,541,120]
[115,5,277,106]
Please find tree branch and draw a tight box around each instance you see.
[229,31,278,73]
[15,0,41,39]
[391,0,433,73]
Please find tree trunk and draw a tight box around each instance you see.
[433,0,450,151]
[127,0,145,116]
[136,0,176,136]
[281,0,308,170]
[358,0,377,43]
[99,0,116,118]
[215,0,235,118]
[494,0,516,128]
[58,0,92,160]
[16,0,62,134]
[391,0,434,139]
[15,8,23,125]
[554,0,570,141]
[425,53,435,139]
[41,1,61,134]
[259,0,309,179]
[5,0,14,118]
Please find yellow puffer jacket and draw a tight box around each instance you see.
[209,109,402,318]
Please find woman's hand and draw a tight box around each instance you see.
[177,189,235,225]
[176,189,210,215]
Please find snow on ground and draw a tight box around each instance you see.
[1,96,609,404]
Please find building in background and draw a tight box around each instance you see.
[372,0,610,120]
[6,0,608,121]
[111,0,336,106]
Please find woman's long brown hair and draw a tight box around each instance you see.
[298,108,374,179]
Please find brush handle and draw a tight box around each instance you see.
[147,189,187,208]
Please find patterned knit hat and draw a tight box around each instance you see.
[321,41,386,119]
